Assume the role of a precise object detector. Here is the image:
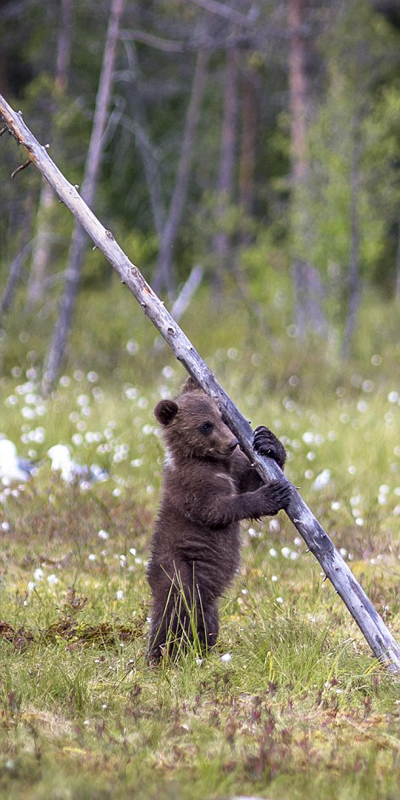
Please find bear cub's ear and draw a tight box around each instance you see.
[154,399,179,426]
[181,376,200,393]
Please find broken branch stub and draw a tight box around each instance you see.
[1,92,399,674]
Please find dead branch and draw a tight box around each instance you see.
[11,158,32,178]
[188,0,258,27]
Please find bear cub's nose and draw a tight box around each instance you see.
[229,438,239,452]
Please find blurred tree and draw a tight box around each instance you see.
[152,49,209,295]
[239,60,258,225]
[26,0,73,310]
[212,46,239,285]
[305,0,400,354]
[43,0,126,390]
[288,0,326,338]
[1,0,400,373]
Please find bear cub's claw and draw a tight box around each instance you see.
[253,425,286,469]
[260,480,292,514]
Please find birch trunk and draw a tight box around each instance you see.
[1,92,400,674]
[26,0,73,310]
[123,41,165,239]
[213,48,239,269]
[239,63,257,222]
[152,51,208,296]
[289,0,319,337]
[43,0,125,390]
[342,128,361,360]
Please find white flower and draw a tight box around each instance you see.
[47,574,59,585]
[21,407,36,420]
[116,590,124,600]
[220,652,232,663]
[269,547,278,557]
[281,546,291,558]
[126,340,139,355]
[34,568,44,581]
[313,469,331,490]
[98,529,110,540]
[276,597,284,604]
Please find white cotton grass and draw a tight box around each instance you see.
[312,469,331,490]
[0,439,36,482]
[47,445,76,482]
[220,652,232,663]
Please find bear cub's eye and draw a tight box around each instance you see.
[199,421,214,435]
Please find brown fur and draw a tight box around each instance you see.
[147,381,290,662]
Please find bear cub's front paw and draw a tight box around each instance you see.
[259,480,292,515]
[253,426,286,469]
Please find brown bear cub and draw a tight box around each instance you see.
[147,379,290,662]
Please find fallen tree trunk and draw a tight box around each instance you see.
[1,93,399,674]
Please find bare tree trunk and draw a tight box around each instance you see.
[289,0,314,337]
[1,194,34,317]
[56,0,73,92]
[26,179,56,309]
[2,95,400,673]
[43,0,125,390]
[213,48,239,272]
[342,129,361,360]
[154,265,203,351]
[396,219,400,301]
[239,62,257,222]
[0,239,33,318]
[123,41,165,239]
[26,0,73,310]
[153,51,209,296]
[289,0,308,185]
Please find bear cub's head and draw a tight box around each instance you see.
[154,380,238,462]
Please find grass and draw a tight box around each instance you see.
[0,293,400,799]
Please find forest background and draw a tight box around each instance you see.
[1,0,400,376]
[1,2,400,800]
